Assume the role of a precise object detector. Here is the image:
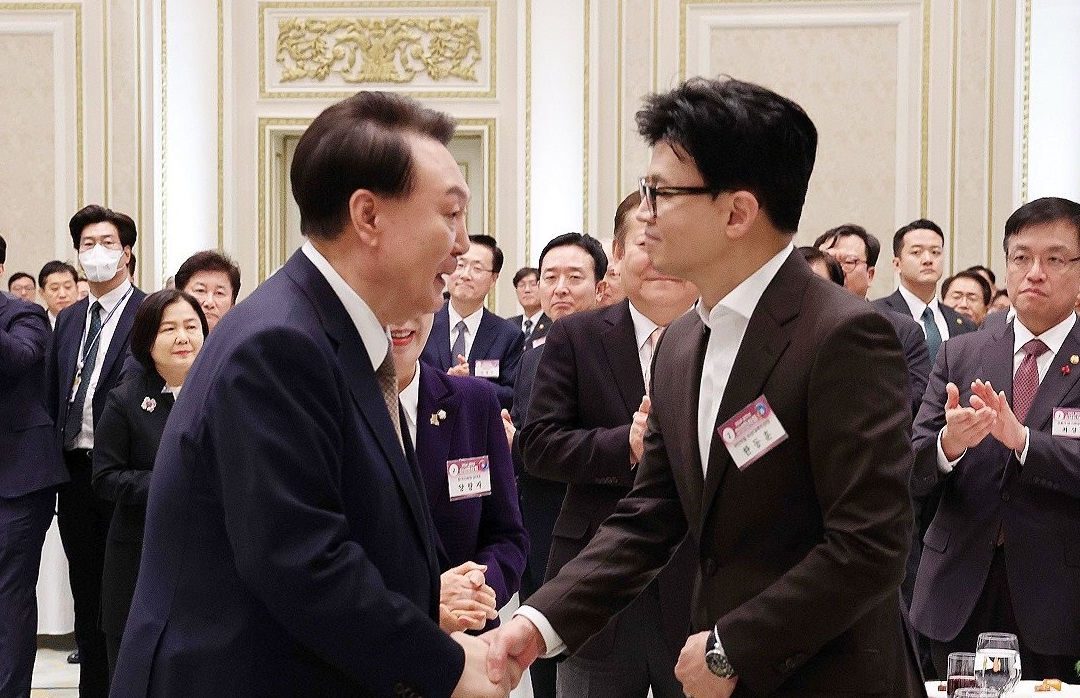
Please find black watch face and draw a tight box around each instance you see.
[705,650,735,678]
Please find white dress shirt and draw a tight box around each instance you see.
[301,242,388,372]
[400,361,421,447]
[522,309,544,334]
[448,304,484,359]
[72,279,134,449]
[937,312,1076,470]
[898,283,952,339]
[517,243,794,657]
[628,301,661,381]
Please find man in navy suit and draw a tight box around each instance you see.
[46,205,145,698]
[911,197,1080,680]
[423,234,523,409]
[0,241,69,698]
[112,92,513,698]
[873,219,977,362]
[507,267,550,350]
[521,191,699,698]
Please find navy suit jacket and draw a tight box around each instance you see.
[415,363,527,613]
[873,288,978,338]
[421,303,523,410]
[507,312,551,349]
[878,307,932,416]
[110,252,463,698]
[46,285,146,447]
[910,318,1080,656]
[0,293,66,498]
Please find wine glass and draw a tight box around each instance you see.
[947,652,977,697]
[974,632,1021,695]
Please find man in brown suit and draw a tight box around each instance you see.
[486,77,924,697]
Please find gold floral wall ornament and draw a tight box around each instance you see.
[275,16,482,85]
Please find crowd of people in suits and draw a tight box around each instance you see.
[2,77,1079,698]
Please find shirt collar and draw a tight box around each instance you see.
[696,244,794,329]
[525,309,544,326]
[1013,312,1076,357]
[628,301,660,351]
[898,282,939,317]
[301,241,388,371]
[448,302,484,337]
[89,278,133,313]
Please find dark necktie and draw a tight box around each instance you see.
[921,306,943,363]
[375,351,403,447]
[522,318,534,346]
[1013,338,1049,423]
[451,320,467,362]
[64,301,103,449]
[643,326,663,395]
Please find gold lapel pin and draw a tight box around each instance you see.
[1071,355,1078,365]
[956,317,963,324]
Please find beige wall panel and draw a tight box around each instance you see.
[708,24,900,280]
[0,32,60,275]
[950,0,992,273]
[104,0,141,223]
[620,0,656,200]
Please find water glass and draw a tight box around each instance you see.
[974,632,1021,695]
[955,689,1001,698]
[947,652,977,697]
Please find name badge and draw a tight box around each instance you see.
[474,359,500,378]
[718,396,788,470]
[531,336,547,349]
[1052,408,1080,438]
[447,456,493,501]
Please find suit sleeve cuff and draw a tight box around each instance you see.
[1016,426,1030,464]
[937,429,964,473]
[513,605,566,659]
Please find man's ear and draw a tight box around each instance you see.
[723,190,760,240]
[867,266,876,284]
[349,189,379,245]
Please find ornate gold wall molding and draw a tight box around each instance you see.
[259,1,495,99]
[276,15,481,84]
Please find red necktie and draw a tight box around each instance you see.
[1013,339,1049,423]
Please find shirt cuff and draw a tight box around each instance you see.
[1016,426,1030,464]
[513,606,567,659]
[937,429,965,473]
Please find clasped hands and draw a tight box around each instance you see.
[940,380,1028,460]
[480,618,736,698]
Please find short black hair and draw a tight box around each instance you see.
[613,191,642,248]
[467,235,504,274]
[892,219,944,257]
[174,250,242,302]
[537,232,607,284]
[7,272,34,290]
[941,270,992,305]
[68,205,138,251]
[291,91,456,240]
[129,289,208,375]
[635,77,817,233]
[0,234,6,264]
[38,260,79,288]
[1003,197,1080,253]
[798,246,845,286]
[813,224,882,268]
[964,264,996,287]
[512,267,539,287]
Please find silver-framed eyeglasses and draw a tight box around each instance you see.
[1006,250,1080,273]
[638,177,713,218]
[454,260,494,275]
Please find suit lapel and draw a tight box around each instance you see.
[601,301,646,416]
[469,309,497,362]
[980,322,1015,405]
[432,305,452,368]
[284,253,438,571]
[97,288,144,385]
[699,254,805,522]
[672,313,710,526]
[1026,321,1080,431]
[416,366,455,490]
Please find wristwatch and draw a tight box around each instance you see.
[704,626,737,679]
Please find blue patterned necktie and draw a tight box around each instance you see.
[451,320,467,361]
[64,301,102,449]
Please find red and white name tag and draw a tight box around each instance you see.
[474,359,500,378]
[1052,408,1080,438]
[718,396,788,470]
[447,455,493,501]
